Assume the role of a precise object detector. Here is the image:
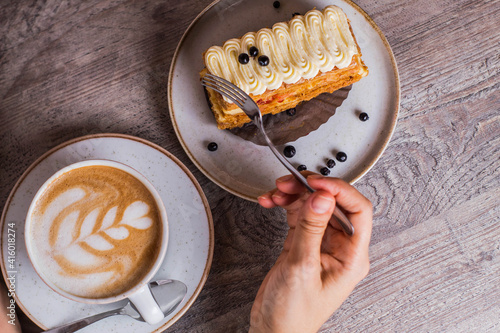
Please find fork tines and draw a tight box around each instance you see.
[201,74,247,107]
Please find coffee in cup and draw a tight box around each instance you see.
[26,160,169,324]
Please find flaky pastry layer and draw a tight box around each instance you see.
[201,54,367,129]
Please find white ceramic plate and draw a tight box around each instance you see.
[168,0,399,201]
[0,134,214,332]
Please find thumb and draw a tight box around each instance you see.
[288,191,335,264]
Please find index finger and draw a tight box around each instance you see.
[274,171,319,194]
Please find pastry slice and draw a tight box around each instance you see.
[200,5,368,130]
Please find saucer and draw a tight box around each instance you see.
[168,0,400,201]
[0,134,214,332]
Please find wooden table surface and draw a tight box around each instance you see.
[1,0,498,332]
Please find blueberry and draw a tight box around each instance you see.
[359,112,369,121]
[320,167,330,176]
[297,164,307,171]
[336,152,347,162]
[273,1,280,8]
[283,145,296,158]
[238,53,249,64]
[286,108,296,116]
[249,46,259,57]
[258,55,270,66]
[292,12,301,17]
[207,142,218,151]
[326,159,336,168]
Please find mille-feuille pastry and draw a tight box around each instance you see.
[200,5,369,130]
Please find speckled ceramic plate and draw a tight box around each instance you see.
[168,0,399,201]
[0,134,214,332]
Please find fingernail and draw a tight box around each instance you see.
[308,174,323,180]
[272,191,284,199]
[311,194,334,214]
[277,175,293,183]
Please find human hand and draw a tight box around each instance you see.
[249,173,373,333]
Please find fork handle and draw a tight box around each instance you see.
[260,129,354,236]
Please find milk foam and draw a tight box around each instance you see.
[29,166,162,299]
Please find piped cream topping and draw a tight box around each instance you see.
[204,5,359,96]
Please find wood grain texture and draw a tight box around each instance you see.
[0,0,498,332]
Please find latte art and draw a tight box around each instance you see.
[29,166,162,299]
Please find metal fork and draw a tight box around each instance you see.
[201,73,354,236]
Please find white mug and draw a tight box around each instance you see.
[25,160,169,325]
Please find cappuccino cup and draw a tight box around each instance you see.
[25,160,169,324]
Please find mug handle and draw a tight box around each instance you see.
[128,284,164,324]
